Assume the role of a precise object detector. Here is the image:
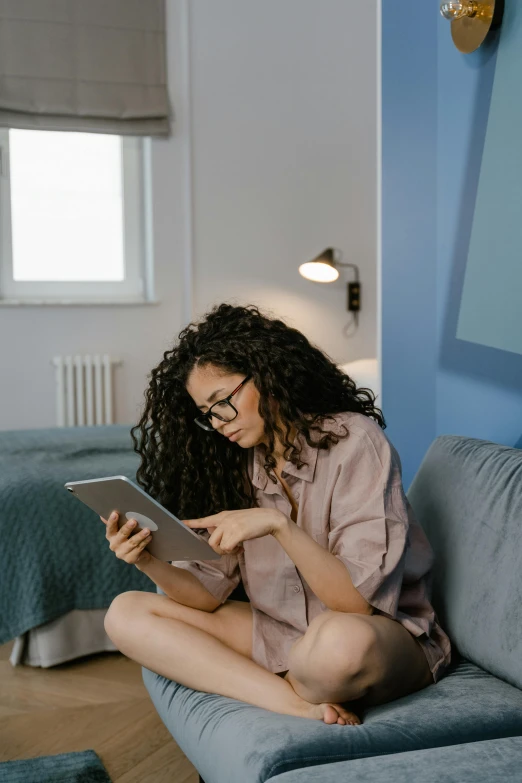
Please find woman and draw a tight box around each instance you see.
[103,303,451,726]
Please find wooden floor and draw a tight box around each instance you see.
[0,640,199,782]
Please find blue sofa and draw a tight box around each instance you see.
[142,435,522,782]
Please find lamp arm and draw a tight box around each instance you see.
[335,262,359,281]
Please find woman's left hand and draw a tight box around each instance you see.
[182,508,286,555]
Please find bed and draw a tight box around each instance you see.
[1,425,156,668]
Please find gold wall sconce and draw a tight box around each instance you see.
[440,1,504,54]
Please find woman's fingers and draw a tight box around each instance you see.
[208,526,224,552]
[102,510,152,564]
[125,527,152,550]
[113,524,152,562]
[183,518,210,529]
[184,511,224,529]
[207,526,243,555]
[117,517,138,540]
[108,516,138,548]
[103,510,120,537]
[123,528,153,563]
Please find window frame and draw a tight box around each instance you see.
[0,130,149,304]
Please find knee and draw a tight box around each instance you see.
[289,613,378,687]
[319,614,379,677]
[104,590,145,640]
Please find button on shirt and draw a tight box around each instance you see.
[172,411,452,682]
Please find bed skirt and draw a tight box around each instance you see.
[10,609,119,668]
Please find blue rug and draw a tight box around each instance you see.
[0,750,112,782]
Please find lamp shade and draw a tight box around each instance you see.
[298,247,339,283]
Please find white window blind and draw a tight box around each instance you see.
[0,0,170,137]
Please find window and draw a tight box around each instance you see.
[0,130,150,303]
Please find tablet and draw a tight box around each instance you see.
[64,475,220,562]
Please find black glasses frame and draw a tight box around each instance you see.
[194,374,252,432]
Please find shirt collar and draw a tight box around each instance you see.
[251,430,319,491]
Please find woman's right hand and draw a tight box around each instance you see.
[100,510,153,566]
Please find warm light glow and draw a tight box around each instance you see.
[298,261,339,283]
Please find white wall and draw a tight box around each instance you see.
[189,0,378,363]
[0,0,378,431]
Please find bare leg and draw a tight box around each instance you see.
[104,596,358,724]
[282,610,434,716]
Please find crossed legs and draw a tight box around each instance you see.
[104,591,433,724]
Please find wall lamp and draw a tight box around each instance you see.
[440,1,504,54]
[298,247,361,334]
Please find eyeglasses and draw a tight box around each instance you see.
[194,375,252,432]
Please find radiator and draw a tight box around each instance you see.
[52,354,121,427]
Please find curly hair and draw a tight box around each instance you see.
[130,303,385,520]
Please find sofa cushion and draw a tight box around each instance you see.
[408,436,522,689]
[142,658,522,783]
[267,735,522,783]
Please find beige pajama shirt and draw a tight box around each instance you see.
[173,411,452,683]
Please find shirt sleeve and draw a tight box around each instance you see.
[170,553,241,604]
[327,426,409,617]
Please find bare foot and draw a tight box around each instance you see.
[278,671,361,725]
[304,701,361,726]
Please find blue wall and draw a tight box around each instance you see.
[382,1,522,489]
[381,1,438,488]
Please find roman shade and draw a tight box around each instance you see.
[0,0,170,136]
